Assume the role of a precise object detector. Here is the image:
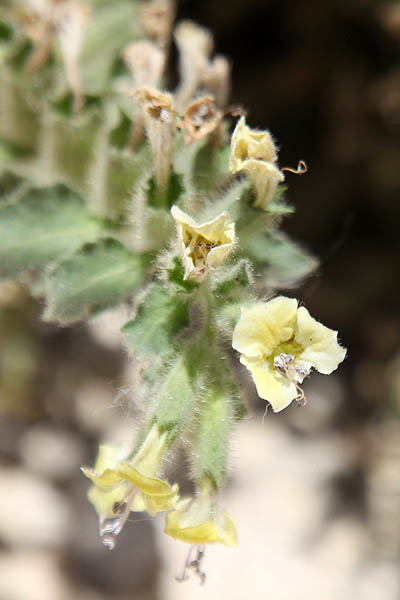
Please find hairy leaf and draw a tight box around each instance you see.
[0,185,103,278]
[44,238,146,323]
[80,0,139,95]
[122,284,190,356]
[245,230,318,287]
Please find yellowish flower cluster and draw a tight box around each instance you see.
[82,425,237,552]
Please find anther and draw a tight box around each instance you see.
[175,544,206,584]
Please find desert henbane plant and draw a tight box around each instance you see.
[0,0,346,582]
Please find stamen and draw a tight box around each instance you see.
[274,353,308,408]
[99,487,136,549]
[175,544,194,582]
[102,534,116,550]
[176,544,206,584]
[273,353,294,375]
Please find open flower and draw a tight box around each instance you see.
[81,425,178,549]
[229,116,284,208]
[165,479,237,547]
[171,206,235,282]
[232,297,346,412]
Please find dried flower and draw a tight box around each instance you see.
[201,55,231,108]
[56,0,91,112]
[16,0,90,111]
[138,0,176,49]
[180,95,222,145]
[134,86,176,190]
[171,206,235,282]
[232,297,346,412]
[173,20,213,109]
[124,40,166,89]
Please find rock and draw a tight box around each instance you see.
[0,550,71,600]
[20,425,85,481]
[0,467,71,549]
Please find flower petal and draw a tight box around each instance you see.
[295,306,347,374]
[230,117,277,173]
[232,297,297,358]
[165,507,237,546]
[81,466,125,489]
[87,482,127,518]
[118,463,177,498]
[241,159,284,208]
[240,355,297,412]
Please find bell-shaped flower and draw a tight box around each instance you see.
[165,479,237,547]
[229,116,284,208]
[81,425,178,549]
[171,206,235,282]
[232,296,346,412]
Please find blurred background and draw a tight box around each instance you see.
[0,0,399,598]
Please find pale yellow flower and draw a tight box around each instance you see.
[232,297,346,412]
[171,206,235,282]
[165,479,237,547]
[81,425,178,548]
[229,116,284,208]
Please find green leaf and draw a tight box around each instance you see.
[79,0,139,95]
[40,110,100,193]
[146,172,185,210]
[0,185,104,279]
[0,74,41,151]
[106,148,149,218]
[43,238,147,324]
[122,284,190,356]
[212,258,254,297]
[245,230,318,286]
[192,140,231,193]
[200,179,251,223]
[165,257,199,294]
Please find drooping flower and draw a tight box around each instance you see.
[229,116,284,208]
[81,424,178,549]
[232,296,346,412]
[171,206,235,282]
[165,478,237,547]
